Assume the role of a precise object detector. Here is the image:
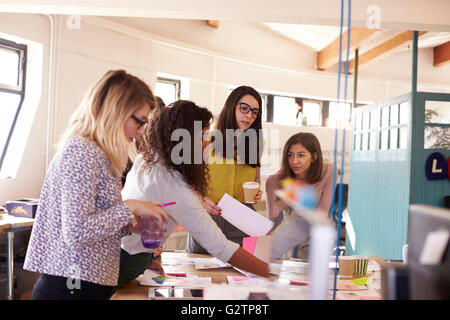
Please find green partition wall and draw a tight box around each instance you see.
[346,92,450,260]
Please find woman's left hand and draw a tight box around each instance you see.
[253,190,263,204]
[148,250,165,275]
[148,259,165,275]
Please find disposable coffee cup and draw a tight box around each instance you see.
[139,217,166,249]
[242,182,260,204]
[338,256,356,277]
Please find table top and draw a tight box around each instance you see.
[110,252,384,300]
[0,214,34,234]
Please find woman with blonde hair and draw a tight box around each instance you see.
[24,70,168,300]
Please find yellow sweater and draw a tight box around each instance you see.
[207,152,257,203]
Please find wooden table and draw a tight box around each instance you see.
[0,215,34,300]
[111,252,384,300]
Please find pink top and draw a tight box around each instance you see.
[265,162,335,221]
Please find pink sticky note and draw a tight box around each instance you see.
[243,236,258,254]
[290,280,311,286]
[232,276,250,281]
[359,296,381,300]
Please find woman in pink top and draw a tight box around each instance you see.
[266,132,334,258]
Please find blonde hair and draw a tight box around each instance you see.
[60,70,156,175]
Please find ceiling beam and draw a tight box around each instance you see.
[347,30,427,74]
[206,20,220,28]
[317,27,379,70]
[433,41,450,66]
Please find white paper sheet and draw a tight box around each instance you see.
[194,257,232,270]
[138,269,212,287]
[217,193,274,236]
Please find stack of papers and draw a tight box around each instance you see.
[138,269,211,287]
[194,257,232,270]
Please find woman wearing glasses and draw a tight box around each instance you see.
[24,70,168,300]
[187,85,264,253]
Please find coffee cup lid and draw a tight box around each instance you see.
[242,182,260,188]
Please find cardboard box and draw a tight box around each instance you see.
[5,199,39,219]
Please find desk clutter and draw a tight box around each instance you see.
[134,253,382,300]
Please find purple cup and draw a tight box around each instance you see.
[139,217,166,249]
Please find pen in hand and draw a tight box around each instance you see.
[159,201,176,208]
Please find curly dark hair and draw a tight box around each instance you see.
[140,100,213,197]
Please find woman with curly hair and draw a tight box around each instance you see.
[187,85,264,253]
[113,100,269,292]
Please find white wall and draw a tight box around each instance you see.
[0,13,449,205]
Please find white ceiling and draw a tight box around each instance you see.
[263,23,345,52]
[1,0,450,32]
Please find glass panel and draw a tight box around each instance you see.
[389,128,398,149]
[370,110,378,129]
[155,81,177,105]
[369,132,377,150]
[362,132,369,151]
[425,100,450,124]
[380,130,388,150]
[399,101,409,124]
[424,126,450,150]
[399,127,408,149]
[273,96,298,126]
[0,92,21,153]
[354,133,361,151]
[303,101,321,126]
[381,107,390,128]
[362,112,370,131]
[0,46,20,87]
[355,112,362,131]
[390,104,399,126]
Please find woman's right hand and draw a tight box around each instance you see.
[199,196,222,216]
[124,199,169,228]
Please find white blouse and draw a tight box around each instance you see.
[120,155,239,263]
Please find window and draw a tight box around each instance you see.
[260,93,268,123]
[424,100,450,150]
[155,77,180,106]
[303,100,322,126]
[0,38,27,173]
[328,101,351,129]
[273,96,298,126]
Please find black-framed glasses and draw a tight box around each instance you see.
[237,102,260,118]
[131,114,149,129]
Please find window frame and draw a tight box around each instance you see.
[156,76,181,104]
[0,38,27,172]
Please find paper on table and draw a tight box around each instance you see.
[218,193,274,236]
[194,257,232,270]
[226,275,272,286]
[138,269,211,287]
